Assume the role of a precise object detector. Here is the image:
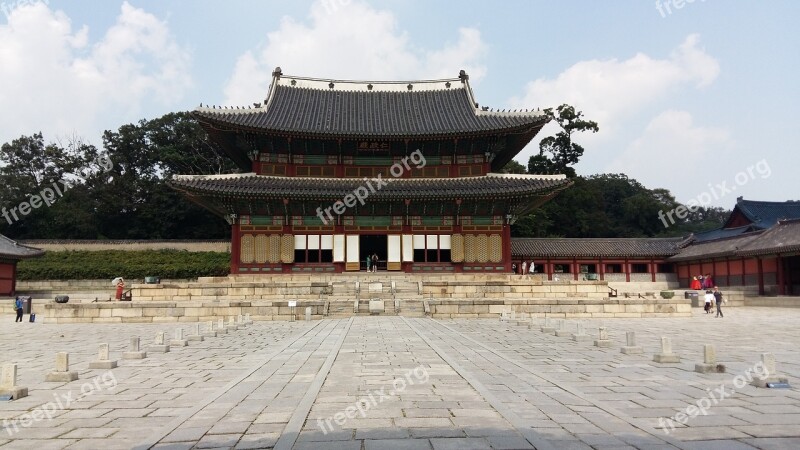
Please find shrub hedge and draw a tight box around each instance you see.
[16,250,230,280]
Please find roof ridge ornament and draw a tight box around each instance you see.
[459,69,469,82]
[272,67,282,78]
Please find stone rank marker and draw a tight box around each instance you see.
[188,323,204,342]
[245,313,252,324]
[203,321,218,338]
[620,331,643,354]
[217,318,228,334]
[695,344,726,373]
[45,352,79,382]
[123,337,147,360]
[555,320,571,337]
[0,363,28,400]
[225,316,238,331]
[652,337,681,363]
[594,327,612,348]
[540,317,555,334]
[571,323,591,342]
[171,328,189,347]
[751,353,790,388]
[88,343,118,369]
[149,332,170,353]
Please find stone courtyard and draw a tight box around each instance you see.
[1,308,799,450]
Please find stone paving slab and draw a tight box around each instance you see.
[0,308,799,449]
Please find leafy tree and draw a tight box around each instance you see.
[501,159,527,174]
[528,104,598,178]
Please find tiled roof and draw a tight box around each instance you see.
[668,232,764,262]
[724,199,800,229]
[736,219,800,257]
[691,226,754,243]
[0,234,44,260]
[511,237,684,258]
[170,173,571,202]
[194,70,549,139]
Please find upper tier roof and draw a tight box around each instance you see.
[194,68,549,139]
[0,234,44,260]
[723,198,800,230]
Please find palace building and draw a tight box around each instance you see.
[171,68,572,274]
[0,234,43,296]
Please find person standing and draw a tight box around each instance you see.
[14,297,24,322]
[114,277,125,301]
[371,254,378,272]
[713,286,724,318]
[521,261,527,276]
[365,255,371,273]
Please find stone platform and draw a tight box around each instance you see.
[40,274,690,323]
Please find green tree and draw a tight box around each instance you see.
[528,104,598,178]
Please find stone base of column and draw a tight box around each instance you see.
[0,386,27,400]
[621,346,643,354]
[188,335,204,342]
[170,339,188,347]
[45,371,78,382]
[694,363,726,373]
[148,345,170,353]
[750,375,789,388]
[571,334,591,342]
[653,353,681,363]
[540,326,555,333]
[88,360,118,369]
[123,351,147,360]
[594,339,612,348]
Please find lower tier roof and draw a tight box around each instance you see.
[171,173,570,201]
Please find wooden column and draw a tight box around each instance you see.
[230,223,241,274]
[651,259,656,282]
[777,255,786,296]
[599,258,605,281]
[503,224,512,273]
[757,258,765,296]
[625,258,630,283]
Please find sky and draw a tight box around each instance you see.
[1,0,798,208]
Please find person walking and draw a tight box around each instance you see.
[14,297,24,322]
[713,286,724,318]
[703,290,713,314]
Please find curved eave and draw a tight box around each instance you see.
[169,174,572,206]
[193,111,549,142]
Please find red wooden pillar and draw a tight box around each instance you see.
[777,255,786,296]
[546,258,553,281]
[625,258,630,283]
[573,258,578,281]
[599,258,605,281]
[757,258,765,296]
[741,258,746,286]
[11,262,17,297]
[230,222,241,274]
[502,224,512,272]
[651,259,656,282]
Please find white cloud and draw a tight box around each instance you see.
[606,109,733,201]
[509,34,720,139]
[223,0,487,105]
[0,1,191,145]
